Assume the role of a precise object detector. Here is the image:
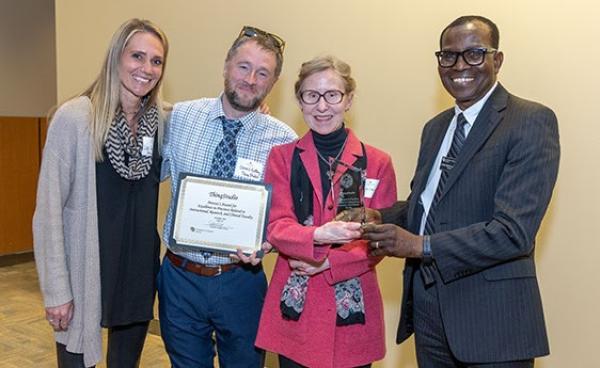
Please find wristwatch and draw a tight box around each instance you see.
[422,235,433,264]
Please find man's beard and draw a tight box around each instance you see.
[224,81,265,112]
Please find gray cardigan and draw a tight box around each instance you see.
[33,96,102,367]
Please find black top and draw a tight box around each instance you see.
[96,137,161,327]
[312,125,348,200]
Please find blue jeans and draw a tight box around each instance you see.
[157,256,267,368]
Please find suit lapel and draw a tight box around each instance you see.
[407,110,454,229]
[440,84,509,199]
[411,110,454,200]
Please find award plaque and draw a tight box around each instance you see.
[333,159,366,214]
[337,170,363,212]
[169,173,272,255]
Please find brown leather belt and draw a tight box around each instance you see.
[166,250,238,277]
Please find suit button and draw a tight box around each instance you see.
[327,205,333,210]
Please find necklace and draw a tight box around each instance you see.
[123,110,140,117]
[316,135,348,209]
[316,135,348,181]
[122,103,141,116]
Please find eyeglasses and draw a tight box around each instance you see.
[300,90,345,105]
[435,47,497,68]
[238,26,286,54]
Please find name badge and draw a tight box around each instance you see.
[234,158,264,181]
[142,136,154,157]
[364,178,379,198]
[440,156,456,172]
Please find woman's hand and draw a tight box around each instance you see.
[313,221,362,244]
[45,301,74,332]
[289,258,330,276]
[261,241,274,254]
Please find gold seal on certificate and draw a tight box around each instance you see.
[169,173,272,255]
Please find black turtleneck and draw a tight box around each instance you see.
[312,124,348,208]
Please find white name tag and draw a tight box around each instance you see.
[234,158,264,181]
[142,136,154,157]
[364,178,380,198]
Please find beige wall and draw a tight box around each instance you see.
[0,0,56,117]
[55,0,600,366]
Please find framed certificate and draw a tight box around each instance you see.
[169,173,272,255]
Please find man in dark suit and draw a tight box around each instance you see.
[359,15,560,367]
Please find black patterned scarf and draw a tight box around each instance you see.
[105,101,159,180]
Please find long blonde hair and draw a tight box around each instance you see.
[81,18,169,161]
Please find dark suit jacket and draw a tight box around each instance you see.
[382,84,559,362]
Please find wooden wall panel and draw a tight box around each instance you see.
[39,117,48,158]
[0,117,41,255]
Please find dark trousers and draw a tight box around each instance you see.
[412,269,534,368]
[157,256,267,368]
[56,321,149,368]
[279,355,372,368]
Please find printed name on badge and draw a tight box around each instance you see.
[142,136,154,157]
[234,158,264,181]
[364,178,380,198]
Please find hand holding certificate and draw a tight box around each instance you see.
[170,174,272,255]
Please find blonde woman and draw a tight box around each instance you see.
[33,18,169,367]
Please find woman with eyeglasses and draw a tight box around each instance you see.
[255,56,397,368]
[33,19,168,367]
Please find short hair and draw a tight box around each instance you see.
[82,18,169,160]
[439,15,500,49]
[225,28,284,78]
[294,56,356,100]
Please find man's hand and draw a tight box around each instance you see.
[45,301,74,332]
[362,224,423,258]
[335,207,382,224]
[289,258,330,276]
[259,102,271,115]
[229,242,273,265]
[313,221,362,244]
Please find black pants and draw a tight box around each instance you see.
[412,269,534,368]
[279,355,371,368]
[56,321,149,368]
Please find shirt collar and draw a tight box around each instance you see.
[209,93,259,130]
[454,81,498,126]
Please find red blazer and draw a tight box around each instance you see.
[255,129,397,368]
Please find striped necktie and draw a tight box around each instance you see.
[421,113,468,285]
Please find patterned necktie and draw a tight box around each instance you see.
[209,117,243,178]
[421,113,468,285]
[424,113,468,235]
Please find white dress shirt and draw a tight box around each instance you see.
[418,82,499,235]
